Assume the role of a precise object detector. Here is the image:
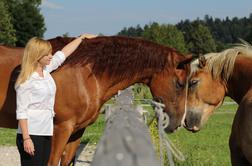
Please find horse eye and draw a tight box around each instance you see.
[189,80,199,88]
[176,80,185,89]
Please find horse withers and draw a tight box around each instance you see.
[0,36,192,165]
[185,42,252,165]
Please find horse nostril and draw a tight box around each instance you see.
[184,119,188,127]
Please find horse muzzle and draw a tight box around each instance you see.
[183,110,202,133]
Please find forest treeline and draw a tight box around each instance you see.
[118,14,252,54]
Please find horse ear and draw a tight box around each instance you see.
[176,54,193,70]
[198,54,206,68]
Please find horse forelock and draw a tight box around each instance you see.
[190,44,252,82]
[49,36,182,78]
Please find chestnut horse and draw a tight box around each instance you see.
[0,36,192,165]
[185,41,252,165]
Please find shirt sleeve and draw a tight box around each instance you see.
[16,84,30,120]
[44,51,66,73]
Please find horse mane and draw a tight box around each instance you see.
[191,40,252,82]
[49,36,180,78]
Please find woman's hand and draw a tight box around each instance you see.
[79,33,97,40]
[61,33,97,58]
[23,138,35,156]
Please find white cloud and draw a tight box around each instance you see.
[41,0,63,9]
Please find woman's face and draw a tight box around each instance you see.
[38,53,52,67]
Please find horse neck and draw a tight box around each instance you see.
[227,55,252,104]
[102,71,153,102]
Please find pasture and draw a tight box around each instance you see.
[0,98,237,166]
[169,108,236,165]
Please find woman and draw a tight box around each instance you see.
[15,34,96,166]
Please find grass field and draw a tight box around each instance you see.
[169,110,236,166]
[0,98,237,166]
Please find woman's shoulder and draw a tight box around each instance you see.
[15,78,32,91]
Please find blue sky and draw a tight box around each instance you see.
[41,0,252,39]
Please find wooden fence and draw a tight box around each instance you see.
[91,88,160,166]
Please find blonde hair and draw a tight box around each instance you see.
[15,37,52,87]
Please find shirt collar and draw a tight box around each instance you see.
[31,70,48,79]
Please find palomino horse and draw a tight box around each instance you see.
[0,36,192,165]
[185,41,252,165]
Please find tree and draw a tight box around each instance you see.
[186,22,216,55]
[4,0,46,46]
[118,24,143,37]
[142,22,188,53]
[62,32,69,37]
[245,27,252,44]
[245,14,252,43]
[0,0,16,45]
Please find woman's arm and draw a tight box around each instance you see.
[45,33,97,73]
[19,119,35,156]
[61,33,97,58]
[16,84,34,156]
[19,120,29,140]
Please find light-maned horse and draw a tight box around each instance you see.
[185,42,252,166]
[0,36,192,165]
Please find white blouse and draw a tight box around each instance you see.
[16,51,66,136]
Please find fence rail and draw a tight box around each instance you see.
[91,89,160,166]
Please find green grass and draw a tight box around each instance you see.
[224,97,236,102]
[218,103,237,112]
[150,97,237,166]
[0,98,237,166]
[169,111,235,166]
[80,114,105,144]
[0,128,16,146]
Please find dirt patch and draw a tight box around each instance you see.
[0,144,96,166]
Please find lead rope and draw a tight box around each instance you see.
[150,100,185,166]
[154,101,172,166]
[155,79,188,165]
